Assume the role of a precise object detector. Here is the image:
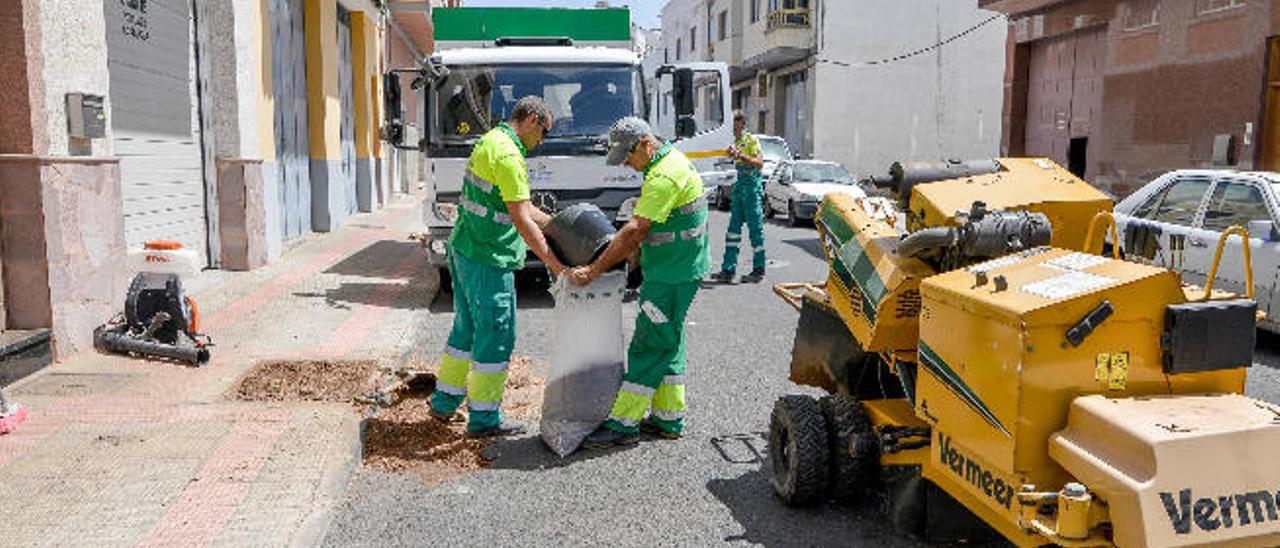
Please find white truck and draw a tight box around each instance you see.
[383,7,734,279]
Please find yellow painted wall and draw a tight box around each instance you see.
[255,0,276,160]
[352,11,375,160]
[304,0,340,160]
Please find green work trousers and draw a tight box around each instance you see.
[603,280,701,435]
[721,176,767,273]
[430,249,517,431]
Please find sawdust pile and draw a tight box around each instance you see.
[362,355,546,484]
[233,359,380,403]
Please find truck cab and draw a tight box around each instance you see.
[382,8,732,275]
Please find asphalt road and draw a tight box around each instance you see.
[322,208,1280,548]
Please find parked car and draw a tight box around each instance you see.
[713,135,790,210]
[764,160,866,226]
[1112,169,1280,332]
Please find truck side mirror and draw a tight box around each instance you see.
[383,72,406,148]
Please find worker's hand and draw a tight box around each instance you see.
[568,266,595,287]
[727,146,740,160]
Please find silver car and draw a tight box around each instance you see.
[764,160,867,226]
[713,135,791,210]
[1112,169,1280,332]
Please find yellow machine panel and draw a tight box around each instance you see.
[817,194,935,352]
[914,248,1245,543]
[908,158,1112,251]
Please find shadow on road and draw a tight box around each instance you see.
[484,431,651,471]
[782,237,825,260]
[706,467,892,547]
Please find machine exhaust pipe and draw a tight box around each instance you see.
[94,324,209,366]
[896,227,957,259]
[874,159,1002,203]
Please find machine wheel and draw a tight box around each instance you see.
[769,395,830,506]
[788,201,802,228]
[819,394,879,503]
[764,198,776,219]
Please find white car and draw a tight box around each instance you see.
[764,160,867,226]
[1112,169,1280,332]
[713,135,791,210]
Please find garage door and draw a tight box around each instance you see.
[105,0,210,266]
[338,7,358,216]
[270,0,312,240]
[1024,28,1104,178]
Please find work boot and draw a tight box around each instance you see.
[639,417,682,440]
[740,269,766,284]
[465,418,527,438]
[581,425,641,449]
[708,270,736,284]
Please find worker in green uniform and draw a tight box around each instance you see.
[430,96,568,437]
[567,117,711,449]
[709,110,767,284]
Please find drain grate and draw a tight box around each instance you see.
[233,359,380,403]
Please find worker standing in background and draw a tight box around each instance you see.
[568,117,711,449]
[430,96,569,437]
[709,110,767,284]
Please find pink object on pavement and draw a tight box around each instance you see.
[0,404,27,434]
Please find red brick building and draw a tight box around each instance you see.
[982,0,1280,196]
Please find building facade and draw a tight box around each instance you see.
[0,0,436,365]
[983,0,1280,197]
[656,0,1006,178]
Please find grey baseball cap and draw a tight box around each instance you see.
[605,117,652,166]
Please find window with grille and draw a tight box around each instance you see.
[1197,0,1246,15]
[1122,0,1159,31]
[690,27,696,53]
[719,11,728,41]
[751,0,761,23]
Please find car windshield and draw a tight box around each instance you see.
[759,138,788,162]
[793,163,854,185]
[435,64,640,143]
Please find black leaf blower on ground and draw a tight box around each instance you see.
[94,272,211,366]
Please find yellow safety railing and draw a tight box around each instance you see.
[1200,225,1254,301]
[1083,212,1121,259]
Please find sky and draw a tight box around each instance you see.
[460,0,665,29]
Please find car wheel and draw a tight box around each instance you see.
[788,201,802,228]
[764,197,776,219]
[769,395,830,506]
[437,266,452,293]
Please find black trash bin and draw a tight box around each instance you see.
[543,203,617,267]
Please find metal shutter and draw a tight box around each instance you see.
[270,0,312,240]
[337,7,358,216]
[105,0,209,266]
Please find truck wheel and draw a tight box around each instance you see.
[769,395,830,506]
[819,395,879,503]
[716,187,731,211]
[437,266,452,294]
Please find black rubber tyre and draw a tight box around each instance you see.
[715,186,731,211]
[437,266,453,293]
[769,395,830,506]
[819,394,879,503]
[788,201,802,228]
[764,198,776,219]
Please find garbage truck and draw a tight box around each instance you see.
[769,157,1280,547]
[383,7,734,279]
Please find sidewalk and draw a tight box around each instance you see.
[0,193,435,547]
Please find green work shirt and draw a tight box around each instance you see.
[734,131,763,179]
[635,144,712,283]
[449,123,530,270]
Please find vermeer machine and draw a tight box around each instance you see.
[770,158,1277,547]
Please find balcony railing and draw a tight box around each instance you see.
[766,8,810,31]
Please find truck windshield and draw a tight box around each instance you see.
[434,64,640,146]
